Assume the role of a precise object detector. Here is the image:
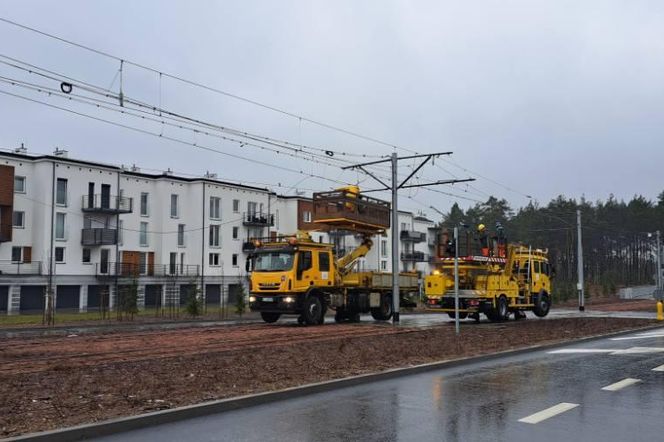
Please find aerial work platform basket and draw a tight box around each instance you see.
[312,186,390,233]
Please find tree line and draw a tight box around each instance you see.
[438,192,664,301]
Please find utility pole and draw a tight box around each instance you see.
[577,209,585,311]
[343,152,474,325]
[657,230,662,293]
[454,226,460,335]
[391,152,400,323]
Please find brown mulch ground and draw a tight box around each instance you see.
[0,317,657,438]
[558,296,657,312]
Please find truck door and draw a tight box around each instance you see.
[294,250,315,291]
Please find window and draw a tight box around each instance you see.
[118,220,123,245]
[232,199,240,213]
[139,252,148,275]
[248,201,258,216]
[55,247,65,263]
[100,249,110,274]
[534,261,541,274]
[209,225,220,247]
[55,213,66,239]
[232,253,238,267]
[180,252,185,274]
[319,252,330,272]
[381,260,387,271]
[140,192,149,216]
[178,224,185,246]
[12,211,24,228]
[299,251,312,271]
[170,194,179,218]
[210,197,221,220]
[302,211,312,223]
[11,247,21,262]
[56,178,67,206]
[169,252,177,275]
[140,222,148,246]
[380,239,388,257]
[14,176,25,193]
[82,248,91,263]
[209,253,220,266]
[232,226,239,240]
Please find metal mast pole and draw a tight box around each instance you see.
[577,209,585,311]
[391,152,400,323]
[657,230,662,292]
[454,226,460,335]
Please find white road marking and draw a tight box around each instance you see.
[611,333,664,341]
[652,364,664,372]
[518,403,579,424]
[601,378,641,391]
[610,347,664,355]
[548,349,619,354]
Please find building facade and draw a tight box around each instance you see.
[0,148,437,315]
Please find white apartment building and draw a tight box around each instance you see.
[0,148,438,315]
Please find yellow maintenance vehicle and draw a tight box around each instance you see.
[425,242,553,322]
[247,186,419,325]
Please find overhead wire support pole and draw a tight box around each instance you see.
[342,151,475,325]
[577,209,585,312]
[454,226,460,335]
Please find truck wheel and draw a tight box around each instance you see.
[370,294,393,321]
[447,312,468,320]
[533,291,551,317]
[303,295,324,325]
[497,295,509,321]
[260,312,281,323]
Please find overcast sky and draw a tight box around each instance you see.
[1,1,663,217]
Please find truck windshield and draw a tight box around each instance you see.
[254,252,294,272]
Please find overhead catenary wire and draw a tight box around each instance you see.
[0,17,410,155]
[0,87,352,187]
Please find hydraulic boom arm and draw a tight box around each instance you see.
[336,236,374,276]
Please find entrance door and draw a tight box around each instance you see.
[101,184,111,209]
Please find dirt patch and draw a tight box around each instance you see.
[558,296,657,312]
[0,317,656,438]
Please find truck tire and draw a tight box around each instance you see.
[533,291,551,317]
[370,294,393,321]
[497,295,509,321]
[303,295,324,325]
[447,312,469,319]
[260,312,281,323]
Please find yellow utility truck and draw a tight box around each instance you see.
[247,187,418,325]
[424,245,552,321]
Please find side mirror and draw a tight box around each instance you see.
[245,256,252,273]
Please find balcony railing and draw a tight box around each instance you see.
[242,241,256,252]
[81,228,118,246]
[242,212,274,227]
[0,222,11,242]
[400,252,427,262]
[0,261,42,275]
[95,262,200,278]
[81,194,133,214]
[400,230,426,242]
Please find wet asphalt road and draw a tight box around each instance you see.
[95,326,664,442]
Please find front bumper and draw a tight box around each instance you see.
[249,294,302,314]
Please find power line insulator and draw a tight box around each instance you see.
[60,82,73,94]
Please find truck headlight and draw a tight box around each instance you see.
[284,296,295,303]
[249,296,256,303]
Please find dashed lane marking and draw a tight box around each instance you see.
[548,347,664,355]
[601,378,641,391]
[518,403,580,424]
[652,364,664,372]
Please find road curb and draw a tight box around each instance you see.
[6,323,662,442]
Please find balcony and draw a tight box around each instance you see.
[81,228,118,246]
[400,230,426,242]
[95,262,200,278]
[81,194,133,214]
[242,241,256,253]
[0,260,42,275]
[0,222,11,243]
[242,212,274,227]
[401,251,427,262]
